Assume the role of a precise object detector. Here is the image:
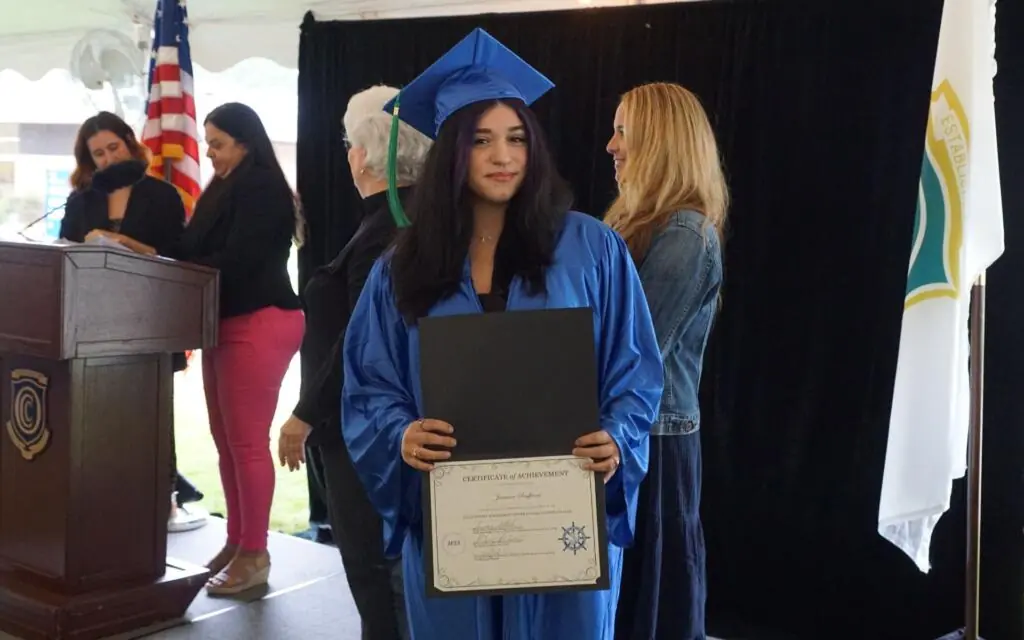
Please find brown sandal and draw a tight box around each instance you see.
[204,544,238,576]
[205,551,271,596]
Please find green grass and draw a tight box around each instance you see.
[172,353,311,535]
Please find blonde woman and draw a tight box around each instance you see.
[605,82,728,640]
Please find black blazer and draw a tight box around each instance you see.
[167,159,301,319]
[59,174,188,371]
[59,175,185,255]
[293,187,408,446]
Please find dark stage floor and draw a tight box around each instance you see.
[0,518,737,639]
[0,517,359,640]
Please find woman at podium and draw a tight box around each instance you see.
[61,111,185,257]
[60,111,208,532]
[116,102,306,596]
[96,103,304,595]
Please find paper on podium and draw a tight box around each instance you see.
[84,235,129,250]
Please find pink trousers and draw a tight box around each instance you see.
[202,306,304,551]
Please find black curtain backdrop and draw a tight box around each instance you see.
[983,1,1024,638]
[296,1,1024,638]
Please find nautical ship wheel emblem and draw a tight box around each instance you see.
[559,521,590,555]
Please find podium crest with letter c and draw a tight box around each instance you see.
[5,369,51,461]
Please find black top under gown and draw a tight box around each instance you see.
[478,292,507,313]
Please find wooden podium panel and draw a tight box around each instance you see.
[0,242,217,361]
[0,241,219,639]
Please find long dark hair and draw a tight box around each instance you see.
[71,111,150,191]
[201,102,305,245]
[391,99,572,324]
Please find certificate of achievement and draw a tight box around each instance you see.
[423,455,609,597]
[418,309,609,597]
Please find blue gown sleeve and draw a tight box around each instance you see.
[341,258,421,559]
[594,229,664,548]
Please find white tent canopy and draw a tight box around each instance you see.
[0,61,300,140]
[1,0,670,79]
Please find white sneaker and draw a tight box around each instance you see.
[169,503,209,533]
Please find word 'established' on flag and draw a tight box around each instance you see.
[878,0,1004,573]
[142,0,202,217]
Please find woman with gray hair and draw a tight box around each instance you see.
[276,84,429,640]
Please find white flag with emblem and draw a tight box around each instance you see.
[878,0,1004,572]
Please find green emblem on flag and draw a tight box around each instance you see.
[905,80,969,310]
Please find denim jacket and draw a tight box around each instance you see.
[637,209,723,436]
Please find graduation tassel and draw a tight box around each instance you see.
[386,94,411,228]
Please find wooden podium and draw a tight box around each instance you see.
[0,241,219,639]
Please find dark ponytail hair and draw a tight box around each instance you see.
[203,102,306,245]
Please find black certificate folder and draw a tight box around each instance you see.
[419,307,611,598]
[419,307,601,459]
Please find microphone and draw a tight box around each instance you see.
[15,161,143,242]
[17,189,87,240]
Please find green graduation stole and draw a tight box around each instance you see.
[386,93,411,228]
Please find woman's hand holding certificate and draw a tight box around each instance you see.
[572,430,621,483]
[401,418,618,481]
[401,419,457,471]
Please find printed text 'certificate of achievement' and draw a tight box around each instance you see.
[419,308,610,597]
[428,456,603,594]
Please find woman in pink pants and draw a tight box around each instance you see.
[133,102,305,595]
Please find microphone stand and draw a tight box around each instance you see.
[16,196,75,241]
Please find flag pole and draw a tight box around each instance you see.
[936,274,986,640]
[148,1,174,188]
[964,273,986,640]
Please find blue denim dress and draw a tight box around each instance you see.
[615,210,723,640]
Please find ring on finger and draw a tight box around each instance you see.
[412,447,420,459]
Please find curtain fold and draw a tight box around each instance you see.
[295,1,1023,638]
[981,0,1024,637]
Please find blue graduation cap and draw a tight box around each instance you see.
[383,28,555,227]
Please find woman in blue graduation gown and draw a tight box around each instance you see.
[341,29,664,640]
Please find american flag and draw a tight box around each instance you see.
[142,0,202,218]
